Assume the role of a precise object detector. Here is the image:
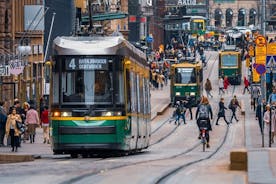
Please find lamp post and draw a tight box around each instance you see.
[269,65,274,147]
[17,45,31,102]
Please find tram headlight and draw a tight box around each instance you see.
[175,92,181,96]
[190,92,196,96]
[61,111,72,117]
[53,111,61,117]
[101,111,122,116]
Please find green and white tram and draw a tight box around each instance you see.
[50,36,151,157]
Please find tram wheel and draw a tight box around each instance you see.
[70,153,78,158]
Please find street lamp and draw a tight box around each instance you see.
[17,45,31,102]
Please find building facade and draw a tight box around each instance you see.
[0,0,44,108]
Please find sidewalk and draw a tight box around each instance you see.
[0,81,172,163]
[244,96,276,183]
[150,81,171,120]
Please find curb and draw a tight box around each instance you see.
[0,154,34,164]
[151,103,171,121]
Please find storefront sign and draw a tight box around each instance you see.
[177,0,196,6]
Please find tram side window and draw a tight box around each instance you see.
[53,73,59,103]
[145,78,151,115]
[126,69,131,112]
[126,70,137,113]
[131,72,137,113]
[138,75,144,114]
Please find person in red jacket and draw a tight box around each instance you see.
[223,76,230,93]
[243,76,250,94]
[40,106,49,144]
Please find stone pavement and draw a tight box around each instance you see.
[244,96,276,184]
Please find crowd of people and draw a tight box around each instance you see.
[0,98,49,152]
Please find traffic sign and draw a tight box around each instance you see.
[256,64,266,75]
[267,43,276,55]
[146,36,153,43]
[266,55,276,67]
[255,35,267,47]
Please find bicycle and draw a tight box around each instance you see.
[199,119,208,152]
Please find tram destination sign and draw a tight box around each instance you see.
[66,58,108,70]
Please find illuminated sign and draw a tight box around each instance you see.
[177,0,196,5]
[66,58,108,70]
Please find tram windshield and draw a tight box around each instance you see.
[191,21,204,31]
[53,57,124,105]
[175,67,196,84]
[221,54,238,67]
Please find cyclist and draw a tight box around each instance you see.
[195,96,213,148]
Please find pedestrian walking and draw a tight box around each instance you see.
[252,86,260,111]
[267,88,276,105]
[184,96,193,120]
[174,101,186,125]
[25,104,40,143]
[243,76,250,94]
[5,107,22,152]
[22,102,30,142]
[0,101,7,146]
[216,98,229,125]
[263,104,275,144]
[218,77,224,95]
[41,106,50,144]
[229,95,241,123]
[223,76,230,93]
[159,72,165,90]
[204,78,213,98]
[256,98,266,134]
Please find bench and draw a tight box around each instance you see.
[229,148,247,171]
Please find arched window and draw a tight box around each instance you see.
[249,9,256,25]
[238,8,246,26]
[214,9,222,27]
[225,9,233,27]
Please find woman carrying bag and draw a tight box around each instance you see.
[5,107,22,152]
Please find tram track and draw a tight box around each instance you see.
[57,52,229,184]
[59,103,225,184]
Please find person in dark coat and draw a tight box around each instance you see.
[216,98,229,125]
[256,98,266,134]
[229,95,241,123]
[184,96,193,120]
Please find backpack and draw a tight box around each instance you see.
[198,104,209,119]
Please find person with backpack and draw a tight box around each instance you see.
[195,96,213,148]
[229,95,241,123]
[174,101,186,125]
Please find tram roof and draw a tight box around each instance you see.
[53,36,147,63]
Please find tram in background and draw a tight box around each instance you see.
[164,15,207,45]
[170,57,203,106]
[50,36,151,157]
[218,45,242,85]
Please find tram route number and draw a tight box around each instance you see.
[66,58,108,70]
